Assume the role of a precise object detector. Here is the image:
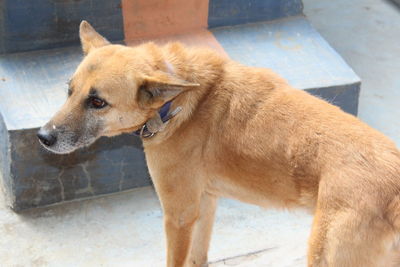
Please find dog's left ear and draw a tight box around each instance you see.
[79,20,110,55]
[138,73,200,109]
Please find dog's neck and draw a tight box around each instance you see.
[143,43,226,145]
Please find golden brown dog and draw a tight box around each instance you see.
[38,21,400,267]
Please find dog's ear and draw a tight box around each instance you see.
[138,73,200,109]
[79,20,110,55]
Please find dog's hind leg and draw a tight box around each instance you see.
[308,207,395,267]
[188,193,218,267]
[307,207,329,267]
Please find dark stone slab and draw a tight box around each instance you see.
[3,128,150,211]
[0,113,12,205]
[0,0,124,54]
[208,0,303,28]
[306,83,361,116]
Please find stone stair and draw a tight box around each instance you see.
[0,0,360,210]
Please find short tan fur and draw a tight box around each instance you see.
[39,21,400,267]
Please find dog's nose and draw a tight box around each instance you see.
[37,128,57,147]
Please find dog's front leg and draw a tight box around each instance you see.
[188,193,217,267]
[152,172,204,267]
[164,211,198,267]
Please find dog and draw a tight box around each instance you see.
[37,21,400,267]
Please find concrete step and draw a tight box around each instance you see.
[0,15,360,211]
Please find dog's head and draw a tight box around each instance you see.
[37,21,197,154]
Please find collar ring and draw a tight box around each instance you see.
[139,124,155,138]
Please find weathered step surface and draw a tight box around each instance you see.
[0,16,360,211]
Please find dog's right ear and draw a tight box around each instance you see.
[137,73,200,109]
[79,20,110,55]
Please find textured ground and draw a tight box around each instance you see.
[0,186,311,267]
[0,0,399,266]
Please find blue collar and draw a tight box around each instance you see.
[133,101,175,138]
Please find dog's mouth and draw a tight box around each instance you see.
[38,139,78,154]
[102,123,144,137]
[38,135,98,154]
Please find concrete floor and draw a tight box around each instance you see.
[1,0,399,266]
[0,187,311,267]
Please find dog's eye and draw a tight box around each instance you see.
[88,97,108,109]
